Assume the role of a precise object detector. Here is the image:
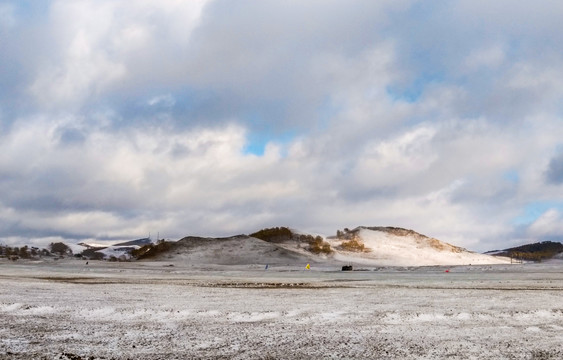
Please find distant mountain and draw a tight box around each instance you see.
[77,238,153,260]
[113,237,153,247]
[76,242,107,250]
[485,241,563,261]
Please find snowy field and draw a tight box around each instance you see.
[2,259,563,359]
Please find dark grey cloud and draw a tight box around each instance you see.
[546,154,563,185]
[0,222,90,242]
[56,127,86,146]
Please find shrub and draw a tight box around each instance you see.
[81,248,105,260]
[336,228,356,240]
[251,228,333,254]
[250,227,293,242]
[338,239,367,252]
[299,235,332,255]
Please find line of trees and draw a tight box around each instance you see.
[0,242,74,261]
[250,227,293,242]
[500,241,563,262]
[0,245,51,260]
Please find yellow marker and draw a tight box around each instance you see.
[305,263,310,270]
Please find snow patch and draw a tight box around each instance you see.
[228,311,280,322]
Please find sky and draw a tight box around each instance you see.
[1,0,563,252]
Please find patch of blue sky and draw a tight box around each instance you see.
[240,106,294,156]
[315,95,341,131]
[386,72,444,103]
[13,1,50,21]
[511,201,563,226]
[243,130,297,157]
[502,169,519,184]
[93,87,222,128]
[386,85,421,103]
[244,140,266,156]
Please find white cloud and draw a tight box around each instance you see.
[506,63,563,96]
[30,30,127,107]
[148,94,176,108]
[0,115,308,240]
[27,0,209,108]
[2,1,563,253]
[350,126,437,191]
[464,46,505,70]
[527,209,563,238]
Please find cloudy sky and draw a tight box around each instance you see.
[1,0,563,251]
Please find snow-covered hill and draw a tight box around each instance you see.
[325,227,510,266]
[141,235,323,266]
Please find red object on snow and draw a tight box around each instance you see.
[445,269,450,273]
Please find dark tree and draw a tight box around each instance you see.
[50,242,72,256]
[19,246,30,259]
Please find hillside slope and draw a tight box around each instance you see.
[326,227,511,266]
[486,241,563,261]
[138,235,322,266]
[132,227,511,267]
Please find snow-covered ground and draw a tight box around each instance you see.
[2,259,563,359]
